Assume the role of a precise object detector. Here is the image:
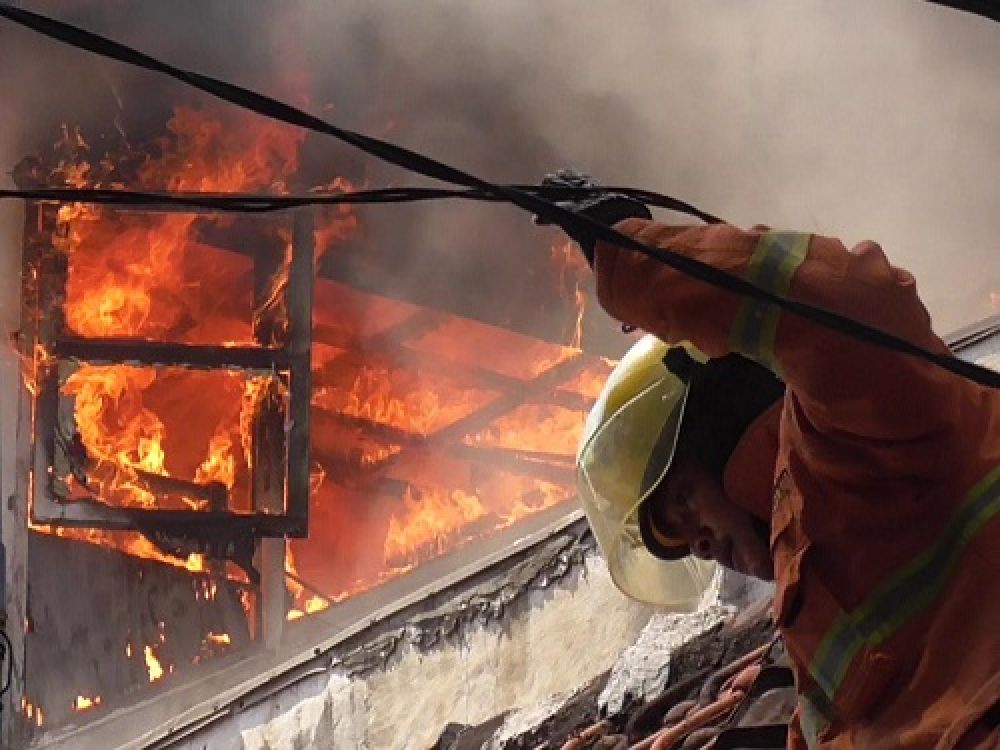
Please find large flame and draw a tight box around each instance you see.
[31,103,601,649]
[552,240,590,349]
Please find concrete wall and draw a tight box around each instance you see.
[173,553,657,750]
[0,172,25,749]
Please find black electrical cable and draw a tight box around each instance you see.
[925,0,1000,24]
[0,185,724,223]
[0,629,12,697]
[0,628,9,739]
[1,3,998,389]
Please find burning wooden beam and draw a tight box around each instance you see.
[366,354,591,474]
[133,469,228,510]
[53,336,287,372]
[284,209,314,538]
[310,406,576,485]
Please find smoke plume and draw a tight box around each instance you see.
[2,0,999,341]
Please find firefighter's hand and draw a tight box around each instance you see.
[535,169,652,266]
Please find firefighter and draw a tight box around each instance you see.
[564,188,999,747]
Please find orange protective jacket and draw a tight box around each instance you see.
[593,220,999,749]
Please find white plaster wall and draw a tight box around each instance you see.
[0,193,19,558]
[0,69,20,539]
[175,554,655,750]
[0,123,25,749]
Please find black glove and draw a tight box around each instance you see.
[534,169,652,266]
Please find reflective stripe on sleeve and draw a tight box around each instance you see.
[800,690,834,748]
[808,466,1000,707]
[731,231,811,375]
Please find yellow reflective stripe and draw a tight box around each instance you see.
[731,231,811,374]
[808,466,1000,706]
[799,690,833,748]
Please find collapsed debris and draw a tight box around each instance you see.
[436,598,790,750]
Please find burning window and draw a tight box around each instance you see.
[13,108,608,737]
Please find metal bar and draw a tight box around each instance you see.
[29,209,71,528]
[445,444,576,484]
[53,336,287,371]
[252,230,291,648]
[26,502,305,534]
[8,201,55,743]
[284,209,313,538]
[30,496,134,528]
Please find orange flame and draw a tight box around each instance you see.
[552,240,590,349]
[466,404,585,457]
[286,595,330,622]
[73,695,101,712]
[22,697,45,727]
[144,645,164,682]
[33,103,601,632]
[48,106,310,515]
[383,485,488,566]
[313,360,495,437]
[194,434,236,491]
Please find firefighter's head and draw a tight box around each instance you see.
[576,335,784,605]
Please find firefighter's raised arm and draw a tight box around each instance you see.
[591,219,985,476]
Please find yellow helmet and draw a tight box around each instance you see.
[576,335,716,607]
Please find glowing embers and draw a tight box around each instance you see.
[54,364,274,511]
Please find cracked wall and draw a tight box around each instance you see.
[174,550,657,750]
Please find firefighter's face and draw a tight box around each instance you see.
[650,460,774,581]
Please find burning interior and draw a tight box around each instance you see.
[12,107,614,738]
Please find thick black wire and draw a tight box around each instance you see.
[0,3,997,389]
[925,0,1000,24]
[0,185,724,222]
[0,629,12,697]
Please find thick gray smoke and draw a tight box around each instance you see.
[2,0,999,341]
[299,0,999,334]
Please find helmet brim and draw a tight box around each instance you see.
[577,370,712,605]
